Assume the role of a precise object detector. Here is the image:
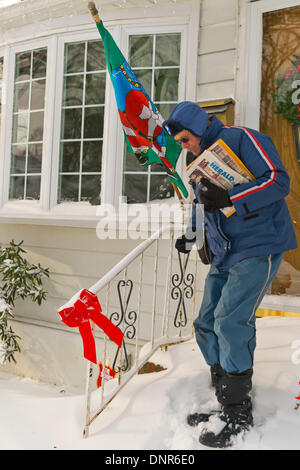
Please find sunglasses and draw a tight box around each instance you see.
[175,137,190,144]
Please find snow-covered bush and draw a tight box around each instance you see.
[0,240,49,364]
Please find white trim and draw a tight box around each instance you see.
[40,36,58,211]
[240,0,300,129]
[261,294,300,313]
[0,45,14,206]
[0,47,9,208]
[185,0,200,102]
[0,3,199,47]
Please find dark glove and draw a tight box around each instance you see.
[175,235,196,254]
[199,178,232,213]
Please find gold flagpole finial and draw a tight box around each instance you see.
[88,2,101,23]
[171,182,184,208]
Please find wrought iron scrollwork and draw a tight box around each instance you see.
[110,279,137,373]
[171,252,195,328]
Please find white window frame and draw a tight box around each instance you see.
[238,0,300,130]
[0,36,57,212]
[0,1,200,224]
[0,47,6,204]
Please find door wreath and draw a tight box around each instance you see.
[272,55,300,126]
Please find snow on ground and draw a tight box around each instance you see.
[0,316,300,450]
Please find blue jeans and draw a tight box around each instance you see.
[194,253,284,373]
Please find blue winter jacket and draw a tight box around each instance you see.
[188,116,297,268]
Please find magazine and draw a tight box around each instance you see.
[185,139,255,217]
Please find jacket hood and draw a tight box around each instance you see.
[200,115,224,151]
[163,101,209,137]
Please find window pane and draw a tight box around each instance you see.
[26,175,41,199]
[32,48,47,79]
[9,175,25,199]
[29,111,44,141]
[58,174,79,202]
[156,102,177,120]
[61,108,82,139]
[60,141,81,172]
[84,106,104,138]
[123,174,148,203]
[82,141,102,172]
[129,35,153,68]
[150,162,165,173]
[15,52,31,82]
[134,69,152,97]
[12,113,28,143]
[149,174,174,200]
[31,79,46,110]
[63,74,83,106]
[11,144,26,173]
[154,68,179,101]
[64,43,85,73]
[28,143,43,172]
[87,40,106,71]
[123,148,148,172]
[85,73,106,105]
[81,175,101,205]
[14,82,30,112]
[155,34,180,66]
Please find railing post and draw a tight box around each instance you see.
[151,239,159,349]
[83,348,94,439]
[161,230,174,340]
[99,282,111,400]
[135,253,143,367]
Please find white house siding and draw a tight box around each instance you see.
[0,0,236,387]
[197,0,237,102]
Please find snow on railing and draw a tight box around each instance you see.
[82,225,199,438]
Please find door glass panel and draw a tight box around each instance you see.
[261,6,300,295]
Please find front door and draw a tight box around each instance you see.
[260,4,300,295]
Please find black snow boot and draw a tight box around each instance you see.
[187,364,224,427]
[210,363,224,389]
[199,368,253,448]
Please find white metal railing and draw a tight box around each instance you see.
[82,225,199,438]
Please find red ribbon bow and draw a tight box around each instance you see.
[58,289,123,364]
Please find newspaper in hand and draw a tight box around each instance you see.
[185,139,255,217]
